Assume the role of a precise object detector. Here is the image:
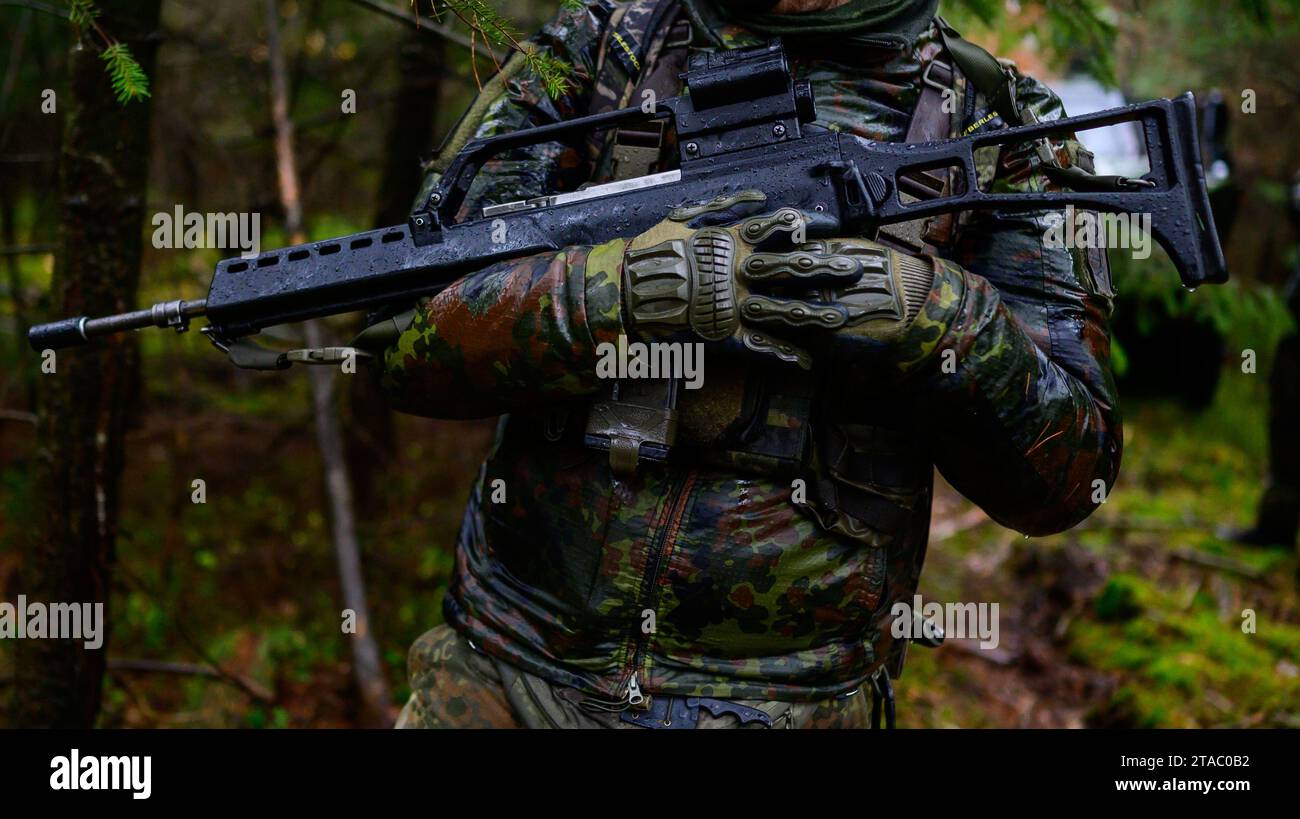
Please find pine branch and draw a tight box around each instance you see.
[412,0,579,98]
[65,0,151,104]
[446,0,517,48]
[522,47,574,100]
[100,43,151,103]
[67,0,96,25]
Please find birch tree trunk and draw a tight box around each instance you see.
[264,0,392,728]
[347,26,445,515]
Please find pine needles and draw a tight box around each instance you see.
[414,0,583,99]
[67,0,151,104]
[99,43,151,105]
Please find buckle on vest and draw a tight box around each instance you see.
[921,59,954,94]
[611,120,666,181]
[665,18,693,49]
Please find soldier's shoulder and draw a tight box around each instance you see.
[544,0,614,28]
[533,1,622,66]
[553,0,675,28]
[552,0,648,22]
[539,0,658,45]
[1004,62,1069,123]
[956,47,1070,128]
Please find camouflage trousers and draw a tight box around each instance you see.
[395,624,875,729]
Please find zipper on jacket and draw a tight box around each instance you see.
[625,672,645,707]
[621,468,698,706]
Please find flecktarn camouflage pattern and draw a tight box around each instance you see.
[379,0,1121,727]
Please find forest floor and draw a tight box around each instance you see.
[2,326,1299,728]
[902,400,1300,728]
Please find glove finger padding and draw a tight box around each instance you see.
[740,250,863,286]
[624,191,935,369]
[740,295,848,330]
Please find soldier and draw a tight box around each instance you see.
[361,0,1122,728]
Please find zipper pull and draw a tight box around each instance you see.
[626,673,647,709]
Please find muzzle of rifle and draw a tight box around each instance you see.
[28,299,207,350]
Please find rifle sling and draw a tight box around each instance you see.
[936,17,1125,194]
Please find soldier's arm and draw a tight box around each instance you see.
[375,2,631,418]
[378,240,627,419]
[888,70,1122,536]
[418,3,609,216]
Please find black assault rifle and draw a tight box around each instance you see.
[29,41,1228,362]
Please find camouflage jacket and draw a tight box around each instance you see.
[379,0,1122,703]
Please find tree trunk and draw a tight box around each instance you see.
[1,185,34,408]
[264,0,393,728]
[372,30,443,229]
[1,10,34,401]
[13,0,161,728]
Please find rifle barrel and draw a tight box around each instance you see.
[28,299,208,350]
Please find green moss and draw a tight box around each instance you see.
[1093,575,1144,622]
[1070,571,1300,727]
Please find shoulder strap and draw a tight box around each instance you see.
[899,35,959,251]
[589,0,682,115]
[587,0,688,180]
[935,18,1020,126]
[607,0,681,79]
[935,17,1126,193]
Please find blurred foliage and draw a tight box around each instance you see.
[947,0,1293,89]
[946,0,1119,83]
[1110,249,1295,347]
[1118,0,1298,100]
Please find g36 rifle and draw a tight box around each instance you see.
[30,41,1228,364]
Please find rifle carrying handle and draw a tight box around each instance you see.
[28,317,88,350]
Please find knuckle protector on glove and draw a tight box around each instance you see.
[739,208,808,245]
[624,231,739,341]
[834,246,934,330]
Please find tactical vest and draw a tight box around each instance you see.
[553,0,983,678]
[578,7,960,485]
